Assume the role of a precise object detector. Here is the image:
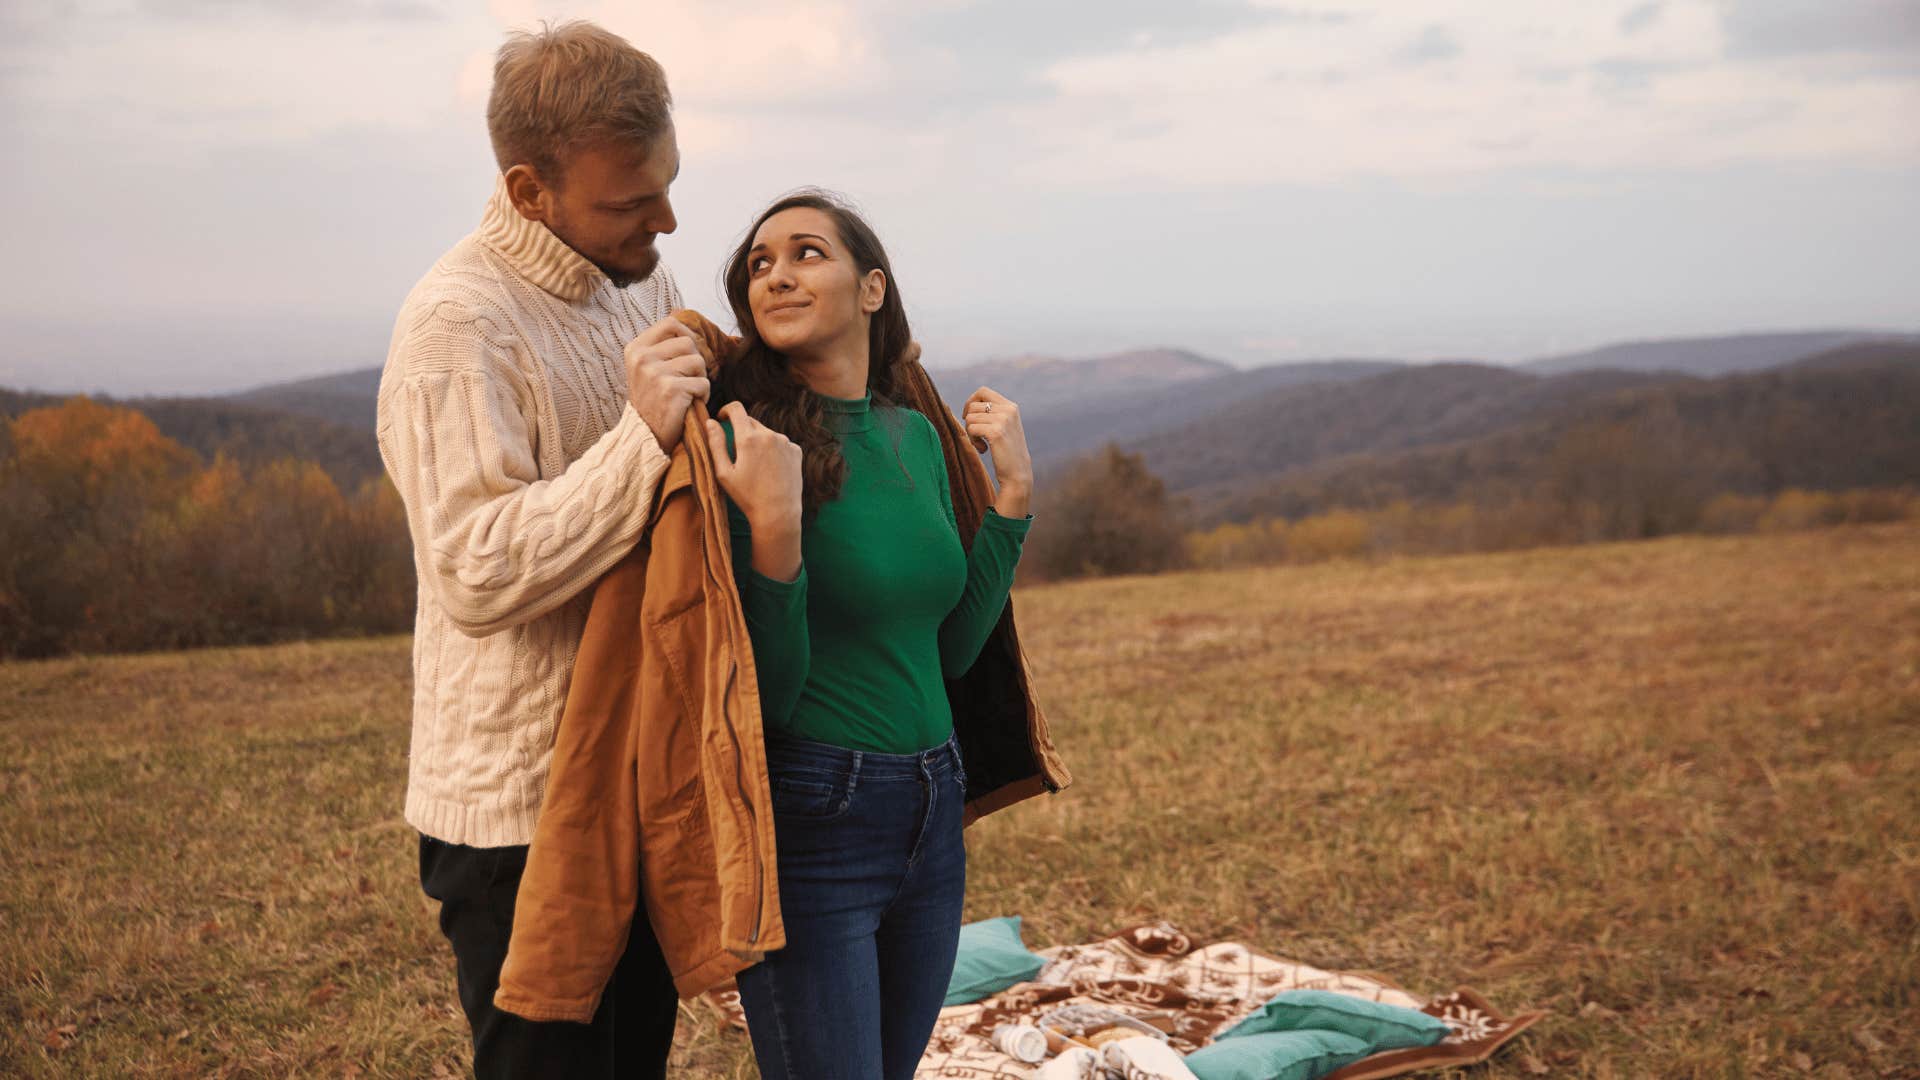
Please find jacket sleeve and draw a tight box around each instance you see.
[375,300,672,637]
[491,553,650,1023]
[929,414,1033,678]
[718,418,812,728]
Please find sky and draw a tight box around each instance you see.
[2,0,1918,395]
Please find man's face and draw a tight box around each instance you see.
[531,128,680,288]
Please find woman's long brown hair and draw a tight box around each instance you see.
[715,189,916,520]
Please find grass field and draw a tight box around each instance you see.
[3,523,1917,1078]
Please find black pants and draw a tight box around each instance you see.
[418,832,680,1079]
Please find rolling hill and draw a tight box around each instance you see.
[1172,343,1920,525]
[1523,329,1918,377]
[229,367,384,430]
[9,329,1914,525]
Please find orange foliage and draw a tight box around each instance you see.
[9,396,198,500]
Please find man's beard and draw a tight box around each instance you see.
[599,249,658,290]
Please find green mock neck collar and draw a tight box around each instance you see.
[810,387,873,434]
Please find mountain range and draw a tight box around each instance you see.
[4,328,1915,523]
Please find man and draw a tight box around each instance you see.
[375,20,709,1078]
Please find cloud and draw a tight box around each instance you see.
[485,0,876,109]
[1720,0,1920,58]
[0,0,496,146]
[3,0,1918,376]
[139,0,444,22]
[1620,2,1664,34]
[1396,24,1463,66]
[1002,0,1920,188]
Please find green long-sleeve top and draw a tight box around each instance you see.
[717,388,1033,754]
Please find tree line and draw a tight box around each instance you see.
[0,398,410,659]
[4,391,1916,659]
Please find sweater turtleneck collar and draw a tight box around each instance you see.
[475,175,607,304]
[809,386,873,435]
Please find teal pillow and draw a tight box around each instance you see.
[1216,990,1450,1052]
[944,916,1047,1006]
[1185,1029,1373,1080]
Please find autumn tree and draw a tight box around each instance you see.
[0,398,199,654]
[1024,443,1188,580]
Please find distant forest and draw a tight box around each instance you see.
[0,388,384,493]
[2,341,1916,657]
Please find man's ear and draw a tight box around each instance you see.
[860,268,886,314]
[503,163,552,223]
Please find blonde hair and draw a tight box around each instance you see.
[486,20,673,184]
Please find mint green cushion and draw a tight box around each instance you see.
[1185,1029,1373,1080]
[944,916,1046,1006]
[1216,990,1450,1052]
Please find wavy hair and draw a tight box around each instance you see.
[714,189,915,519]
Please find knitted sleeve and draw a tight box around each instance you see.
[376,301,672,637]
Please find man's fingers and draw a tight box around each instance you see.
[672,374,711,402]
[661,352,707,378]
[639,337,702,364]
[642,315,701,345]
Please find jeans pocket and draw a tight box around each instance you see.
[769,774,851,822]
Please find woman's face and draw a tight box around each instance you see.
[745,206,884,359]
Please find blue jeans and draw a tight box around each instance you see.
[735,729,969,1080]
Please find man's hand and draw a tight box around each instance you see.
[624,316,711,454]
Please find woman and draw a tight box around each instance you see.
[700,189,1037,1080]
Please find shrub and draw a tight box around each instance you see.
[1025,444,1188,580]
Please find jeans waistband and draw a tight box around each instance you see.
[762,728,964,783]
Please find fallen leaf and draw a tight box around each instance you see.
[308,982,341,1006]
[1853,1026,1888,1054]
[358,875,374,896]
[1789,1051,1813,1071]
[1521,1052,1550,1075]
[43,1024,77,1052]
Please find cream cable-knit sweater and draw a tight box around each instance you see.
[377,176,680,848]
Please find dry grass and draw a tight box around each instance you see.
[3,523,1917,1078]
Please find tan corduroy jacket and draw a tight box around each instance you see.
[492,310,1072,1019]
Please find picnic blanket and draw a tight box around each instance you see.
[701,920,1547,1079]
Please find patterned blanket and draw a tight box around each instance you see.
[701,921,1547,1079]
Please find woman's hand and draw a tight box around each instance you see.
[960,387,1033,519]
[705,403,805,581]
